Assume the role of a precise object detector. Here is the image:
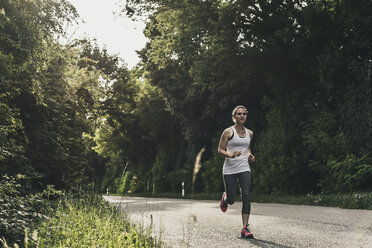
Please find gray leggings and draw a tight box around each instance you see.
[223,171,252,214]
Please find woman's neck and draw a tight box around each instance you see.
[234,123,245,131]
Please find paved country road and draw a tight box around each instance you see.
[103,196,372,248]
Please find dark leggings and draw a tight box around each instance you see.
[223,171,252,214]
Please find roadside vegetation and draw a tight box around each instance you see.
[252,192,372,210]
[0,175,160,248]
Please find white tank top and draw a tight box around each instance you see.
[223,126,251,175]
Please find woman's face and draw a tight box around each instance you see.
[234,108,248,124]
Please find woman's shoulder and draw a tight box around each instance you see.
[225,126,235,140]
[223,126,234,134]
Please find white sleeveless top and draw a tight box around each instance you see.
[223,126,251,175]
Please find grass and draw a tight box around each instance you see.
[1,192,161,248]
[111,191,372,210]
[38,193,161,247]
[252,192,372,209]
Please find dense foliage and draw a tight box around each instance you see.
[119,0,372,194]
[0,175,61,246]
[1,0,371,222]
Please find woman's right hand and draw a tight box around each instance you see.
[231,151,241,158]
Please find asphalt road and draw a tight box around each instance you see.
[103,196,372,248]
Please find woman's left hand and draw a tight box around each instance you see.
[248,154,255,162]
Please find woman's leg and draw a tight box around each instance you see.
[223,173,238,205]
[238,171,252,227]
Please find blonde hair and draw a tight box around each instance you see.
[232,105,248,123]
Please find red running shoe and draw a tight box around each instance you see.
[241,224,254,239]
[220,192,228,212]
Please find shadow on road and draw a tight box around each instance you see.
[238,237,293,248]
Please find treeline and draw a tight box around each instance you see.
[0,0,114,189]
[1,0,371,198]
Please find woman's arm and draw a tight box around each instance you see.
[218,128,241,158]
[247,130,255,162]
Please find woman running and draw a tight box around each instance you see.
[218,105,255,239]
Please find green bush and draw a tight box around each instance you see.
[0,175,61,247]
[251,192,372,210]
[325,154,372,192]
[308,192,372,209]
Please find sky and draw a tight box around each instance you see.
[64,0,148,69]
